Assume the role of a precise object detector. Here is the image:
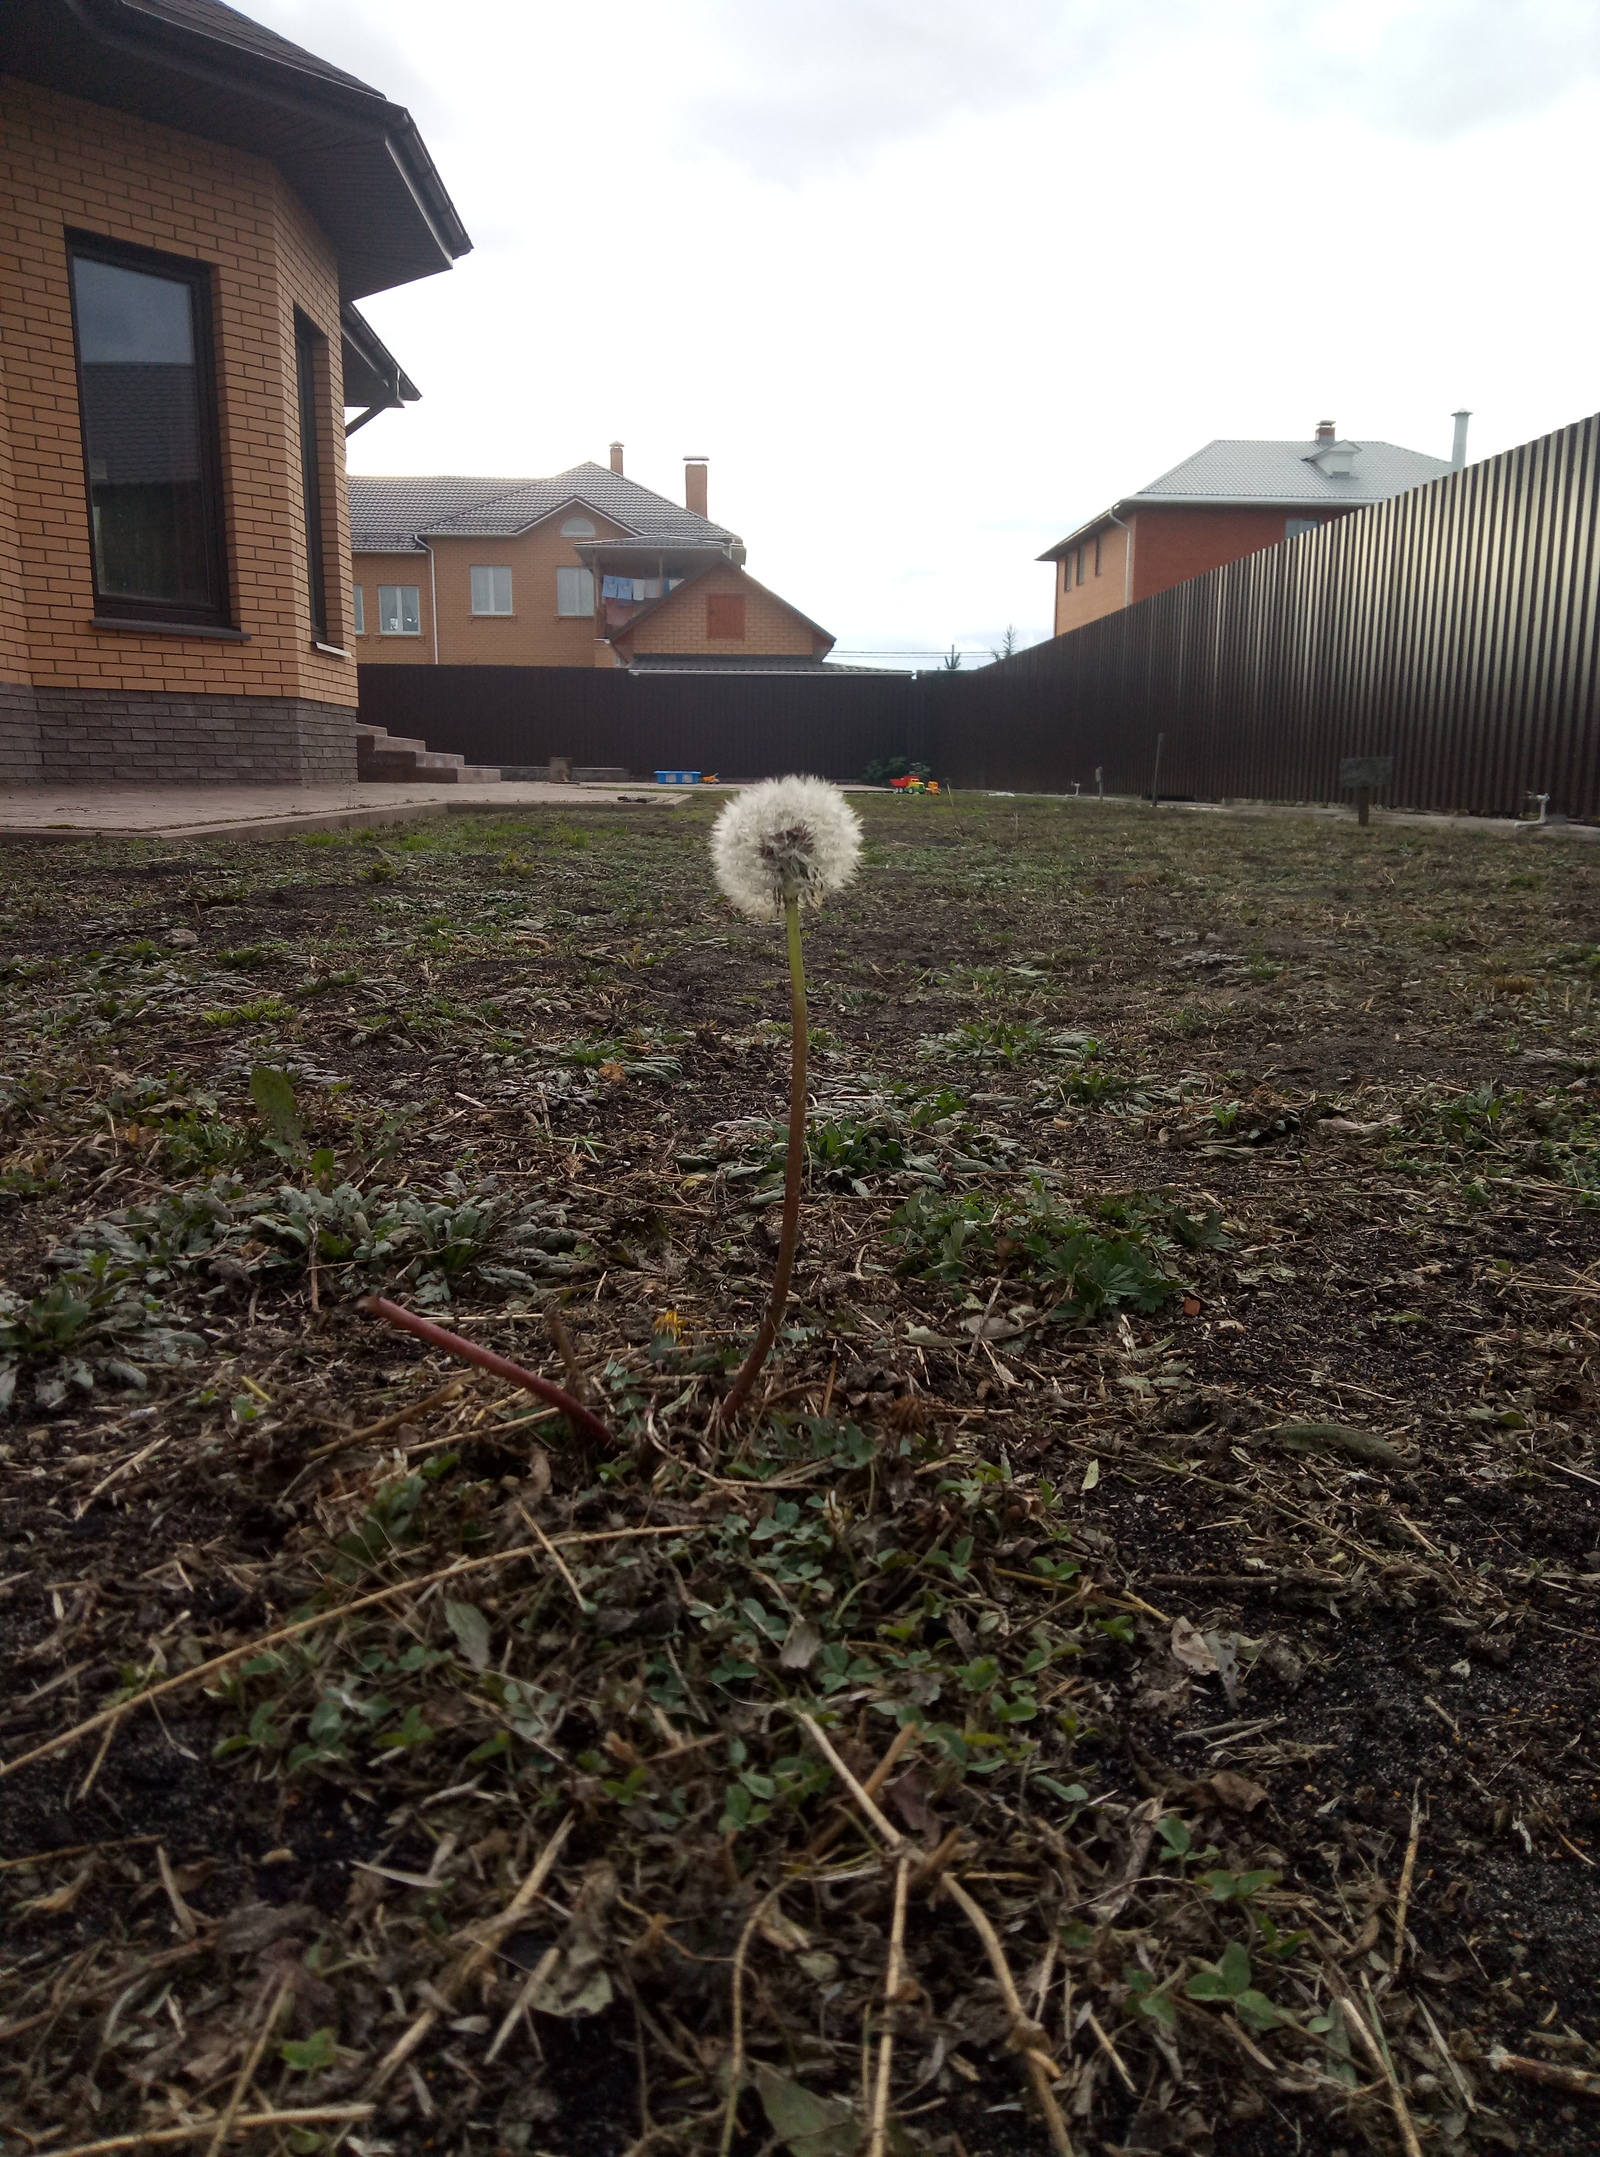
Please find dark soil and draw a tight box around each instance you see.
[3,794,1599,2157]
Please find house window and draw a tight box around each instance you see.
[378,584,421,635]
[707,592,745,639]
[352,584,365,636]
[556,565,594,616]
[471,565,513,615]
[67,233,229,627]
[1286,517,1322,540]
[1076,548,1087,587]
[1094,534,1103,575]
[294,313,329,640]
[561,516,596,538]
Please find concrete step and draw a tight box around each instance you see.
[356,720,500,785]
[359,749,429,781]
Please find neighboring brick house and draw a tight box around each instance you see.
[1042,421,1457,637]
[0,0,467,785]
[350,450,837,669]
[609,561,834,670]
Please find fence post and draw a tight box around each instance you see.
[1149,733,1165,808]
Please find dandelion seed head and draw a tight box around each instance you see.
[709,776,863,920]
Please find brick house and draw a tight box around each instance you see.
[1042,421,1456,637]
[350,449,837,669]
[0,0,467,786]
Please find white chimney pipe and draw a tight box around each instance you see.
[1451,411,1471,470]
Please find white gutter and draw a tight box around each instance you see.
[423,539,439,665]
[1105,505,1134,608]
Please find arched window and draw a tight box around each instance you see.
[561,515,596,538]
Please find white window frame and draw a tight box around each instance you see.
[556,565,595,618]
[561,515,596,538]
[471,564,514,615]
[377,584,421,635]
[351,583,366,636]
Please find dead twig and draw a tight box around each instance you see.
[204,1977,290,2157]
[805,1717,920,1858]
[1489,2045,1600,2098]
[1392,1783,1423,1973]
[719,1890,779,2157]
[868,1857,910,2157]
[0,1533,698,1782]
[155,1845,198,1941]
[369,1813,574,2094]
[33,2110,375,2157]
[1335,1988,1424,2157]
[941,1873,1075,2157]
[796,1713,904,1852]
[289,1378,467,1475]
[547,1308,589,1402]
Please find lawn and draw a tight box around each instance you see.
[2,792,1598,2157]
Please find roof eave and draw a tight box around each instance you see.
[1039,506,1128,561]
[1123,491,1384,509]
[4,0,470,298]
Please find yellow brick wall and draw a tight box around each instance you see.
[619,562,821,657]
[0,76,356,706]
[349,550,435,664]
[1052,524,1132,635]
[351,510,637,667]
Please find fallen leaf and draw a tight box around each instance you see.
[1262,1421,1407,1467]
[778,1618,823,1671]
[1204,1770,1269,1814]
[445,1600,492,1672]
[754,2064,859,2157]
[1170,1617,1221,1675]
[1081,1458,1101,1492]
[885,1766,937,1836]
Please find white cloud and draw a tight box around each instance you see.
[1263,0,1600,137]
[675,0,1200,183]
[246,0,1600,658]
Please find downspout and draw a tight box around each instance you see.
[423,540,439,666]
[1105,505,1134,608]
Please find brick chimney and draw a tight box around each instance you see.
[1315,419,1336,442]
[609,441,624,475]
[684,456,708,518]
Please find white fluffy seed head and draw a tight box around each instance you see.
[709,775,863,921]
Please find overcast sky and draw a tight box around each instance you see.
[253,0,1600,662]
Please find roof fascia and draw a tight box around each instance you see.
[1038,506,1129,561]
[340,302,418,409]
[424,492,642,542]
[606,559,834,652]
[1121,492,1389,509]
[45,0,470,281]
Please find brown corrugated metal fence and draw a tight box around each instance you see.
[360,409,1600,818]
[928,410,1600,814]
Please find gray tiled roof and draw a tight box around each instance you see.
[123,0,377,94]
[349,477,541,554]
[349,463,741,553]
[1132,437,1452,506]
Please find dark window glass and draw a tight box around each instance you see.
[68,237,228,624]
[295,314,329,640]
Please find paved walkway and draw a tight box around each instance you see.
[0,778,704,842]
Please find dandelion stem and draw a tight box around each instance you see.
[719,894,808,1424]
